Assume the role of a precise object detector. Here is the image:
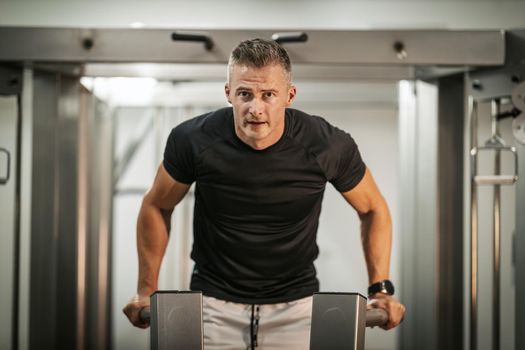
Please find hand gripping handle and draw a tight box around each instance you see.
[366,308,389,327]
[139,306,151,324]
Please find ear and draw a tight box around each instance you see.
[286,85,297,106]
[225,83,232,104]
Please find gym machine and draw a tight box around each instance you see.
[469,80,524,350]
[140,291,388,350]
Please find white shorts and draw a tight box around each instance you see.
[202,295,313,350]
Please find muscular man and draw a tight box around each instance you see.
[124,38,405,349]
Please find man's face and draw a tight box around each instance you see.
[225,63,296,150]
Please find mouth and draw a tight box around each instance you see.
[245,120,267,127]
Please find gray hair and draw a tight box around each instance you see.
[227,38,292,83]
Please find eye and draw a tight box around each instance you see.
[264,91,275,98]
[238,91,251,98]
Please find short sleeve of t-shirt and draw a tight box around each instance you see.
[163,125,196,184]
[325,128,366,193]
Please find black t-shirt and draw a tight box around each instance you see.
[163,107,366,304]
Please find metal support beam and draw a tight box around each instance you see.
[437,74,465,350]
[516,138,525,350]
[29,69,81,350]
[399,80,439,350]
[0,27,505,66]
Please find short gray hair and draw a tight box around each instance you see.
[227,38,292,83]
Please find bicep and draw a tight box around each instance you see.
[144,163,191,211]
[340,167,385,215]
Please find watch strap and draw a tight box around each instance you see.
[368,279,395,296]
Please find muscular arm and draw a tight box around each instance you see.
[341,167,392,285]
[341,167,404,329]
[124,163,191,328]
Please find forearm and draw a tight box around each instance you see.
[360,200,392,285]
[342,169,404,328]
[136,200,173,296]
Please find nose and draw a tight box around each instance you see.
[248,97,264,116]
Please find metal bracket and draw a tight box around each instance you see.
[0,65,22,95]
[512,82,525,144]
[513,114,525,144]
[171,31,214,51]
[271,32,308,44]
[0,148,10,185]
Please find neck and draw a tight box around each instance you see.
[235,121,285,151]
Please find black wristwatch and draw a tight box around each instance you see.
[368,279,395,297]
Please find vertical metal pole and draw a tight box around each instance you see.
[18,68,33,350]
[77,79,89,350]
[95,97,114,350]
[491,100,501,350]
[516,139,525,350]
[469,97,478,350]
[13,90,22,350]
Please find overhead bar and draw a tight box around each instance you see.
[0,27,505,66]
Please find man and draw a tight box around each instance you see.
[124,38,405,349]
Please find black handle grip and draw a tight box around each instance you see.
[139,306,151,324]
[171,31,214,51]
[271,32,308,44]
[365,308,388,327]
[0,148,10,185]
